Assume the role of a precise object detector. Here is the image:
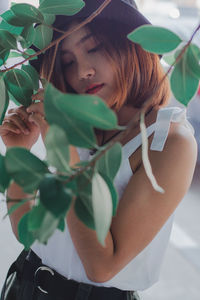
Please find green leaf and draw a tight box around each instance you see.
[39,174,73,217]
[0,77,8,125]
[96,142,122,180]
[163,53,176,66]
[5,198,32,219]
[0,89,9,125]
[8,91,21,106]
[18,201,61,247]
[128,25,182,54]
[4,69,33,107]
[58,218,65,231]
[7,51,22,59]
[0,29,17,49]
[99,172,118,216]
[43,13,56,25]
[1,10,27,27]
[20,25,35,49]
[187,44,200,79]
[22,48,38,61]
[0,46,10,66]
[74,195,96,230]
[36,211,60,244]
[5,147,49,193]
[18,212,35,249]
[21,64,39,91]
[45,125,70,173]
[44,84,97,148]
[163,49,182,66]
[46,84,118,130]
[74,169,95,230]
[0,154,11,193]
[33,24,53,50]
[39,0,85,16]
[0,19,23,35]
[28,202,46,230]
[170,50,199,106]
[92,173,113,246]
[11,3,44,24]
[28,202,60,244]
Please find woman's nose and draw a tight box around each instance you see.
[78,61,95,80]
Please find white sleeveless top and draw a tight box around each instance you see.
[31,106,194,291]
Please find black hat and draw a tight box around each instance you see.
[30,0,151,72]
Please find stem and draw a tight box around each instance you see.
[43,23,66,34]
[48,42,58,82]
[6,195,36,203]
[163,22,200,80]
[17,48,30,57]
[0,0,112,73]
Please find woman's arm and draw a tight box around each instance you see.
[6,182,35,240]
[66,123,197,283]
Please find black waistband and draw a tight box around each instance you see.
[23,249,131,299]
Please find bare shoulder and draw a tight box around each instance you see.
[150,121,197,172]
[146,120,198,203]
[167,121,197,148]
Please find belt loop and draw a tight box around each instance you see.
[75,283,92,300]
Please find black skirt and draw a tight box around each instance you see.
[0,249,140,300]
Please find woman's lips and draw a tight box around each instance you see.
[86,84,104,94]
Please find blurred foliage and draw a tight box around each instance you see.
[0,0,199,249]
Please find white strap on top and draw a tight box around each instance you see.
[150,107,193,151]
[123,123,156,158]
[123,106,193,158]
[77,106,194,160]
[150,107,174,151]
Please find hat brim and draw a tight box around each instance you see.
[30,0,151,72]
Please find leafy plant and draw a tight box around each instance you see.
[0,0,199,249]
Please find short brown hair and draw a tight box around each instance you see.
[41,19,171,111]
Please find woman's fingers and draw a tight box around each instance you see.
[8,106,31,129]
[4,113,30,135]
[28,112,49,141]
[0,120,21,136]
[28,112,45,126]
[26,102,45,116]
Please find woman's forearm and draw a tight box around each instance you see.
[67,145,115,282]
[66,201,115,283]
[6,182,35,239]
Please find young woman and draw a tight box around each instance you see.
[0,0,197,299]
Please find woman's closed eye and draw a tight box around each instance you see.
[88,43,103,53]
[63,60,74,68]
[63,44,103,69]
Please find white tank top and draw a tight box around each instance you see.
[31,106,194,291]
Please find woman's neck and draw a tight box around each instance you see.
[95,104,158,147]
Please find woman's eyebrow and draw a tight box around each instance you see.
[61,33,93,54]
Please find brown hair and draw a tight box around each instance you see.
[41,19,171,112]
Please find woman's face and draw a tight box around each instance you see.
[61,23,116,105]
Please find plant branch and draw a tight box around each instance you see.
[43,23,66,34]
[48,41,59,82]
[0,0,112,73]
[6,195,36,203]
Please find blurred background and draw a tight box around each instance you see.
[0,0,200,299]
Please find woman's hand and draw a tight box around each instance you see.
[0,105,40,150]
[26,89,49,143]
[0,89,49,149]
